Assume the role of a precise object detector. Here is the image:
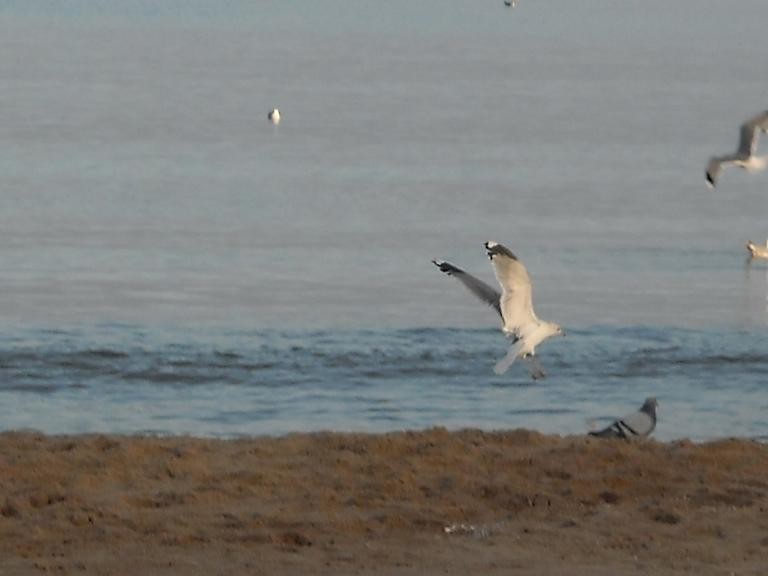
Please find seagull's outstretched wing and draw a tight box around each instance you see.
[432,260,502,317]
[707,110,768,188]
[484,241,536,331]
[706,152,751,188]
[738,110,768,156]
[706,156,729,188]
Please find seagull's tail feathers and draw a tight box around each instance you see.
[493,340,525,375]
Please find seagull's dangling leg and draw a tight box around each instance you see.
[525,354,546,381]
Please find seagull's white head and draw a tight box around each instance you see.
[544,322,565,338]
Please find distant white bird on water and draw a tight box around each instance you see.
[432,241,564,380]
[746,239,768,259]
[588,398,658,440]
[706,110,768,188]
[504,0,518,7]
[268,108,281,125]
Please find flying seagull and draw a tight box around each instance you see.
[268,108,281,125]
[706,110,768,188]
[432,241,564,379]
[589,398,658,440]
[746,239,768,259]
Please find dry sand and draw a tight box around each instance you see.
[1,428,767,575]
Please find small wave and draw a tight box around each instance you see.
[213,350,241,360]
[359,364,471,379]
[622,351,768,377]
[82,348,130,359]
[239,362,278,371]
[673,353,768,366]
[507,408,577,416]
[122,370,223,385]
[2,383,59,394]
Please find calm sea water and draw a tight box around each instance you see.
[1,0,768,440]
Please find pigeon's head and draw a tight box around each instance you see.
[641,397,658,415]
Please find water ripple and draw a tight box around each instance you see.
[0,325,766,440]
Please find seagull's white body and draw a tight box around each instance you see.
[746,239,768,259]
[268,108,281,125]
[432,241,563,379]
[514,322,561,357]
[706,110,768,188]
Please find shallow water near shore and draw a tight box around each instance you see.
[0,324,766,441]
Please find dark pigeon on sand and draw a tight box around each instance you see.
[589,398,658,440]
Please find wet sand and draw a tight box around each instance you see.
[1,428,767,575]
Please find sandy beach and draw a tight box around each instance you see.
[1,428,767,575]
